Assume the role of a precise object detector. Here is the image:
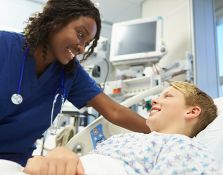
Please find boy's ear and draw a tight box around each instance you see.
[185,106,201,120]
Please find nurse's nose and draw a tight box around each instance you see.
[77,44,85,54]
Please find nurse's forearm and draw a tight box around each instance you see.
[115,104,151,133]
[89,93,150,133]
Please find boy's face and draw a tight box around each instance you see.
[146,86,188,133]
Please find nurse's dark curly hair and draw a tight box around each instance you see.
[24,0,101,74]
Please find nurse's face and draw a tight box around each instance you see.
[146,86,188,133]
[48,16,97,65]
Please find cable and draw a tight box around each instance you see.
[102,58,110,91]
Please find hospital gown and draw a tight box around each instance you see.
[91,131,218,175]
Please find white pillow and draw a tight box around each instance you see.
[195,97,223,171]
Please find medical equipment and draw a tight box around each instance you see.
[103,75,160,98]
[109,16,166,66]
[48,69,67,134]
[11,48,29,105]
[82,37,112,84]
[39,70,67,155]
[49,90,65,135]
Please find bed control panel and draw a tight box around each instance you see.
[90,124,106,148]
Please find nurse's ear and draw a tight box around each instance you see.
[184,106,201,120]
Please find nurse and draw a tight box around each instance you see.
[0,0,149,169]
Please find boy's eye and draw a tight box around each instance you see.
[165,94,172,98]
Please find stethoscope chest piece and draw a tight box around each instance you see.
[11,93,23,105]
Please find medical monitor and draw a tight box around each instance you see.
[109,17,166,65]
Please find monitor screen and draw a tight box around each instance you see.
[113,22,156,56]
[109,17,166,65]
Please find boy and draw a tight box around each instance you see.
[24,81,219,175]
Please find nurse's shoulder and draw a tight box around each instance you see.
[0,31,24,70]
[0,30,24,47]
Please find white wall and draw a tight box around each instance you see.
[98,0,141,23]
[0,0,141,40]
[98,0,142,41]
[142,0,192,68]
[0,0,43,32]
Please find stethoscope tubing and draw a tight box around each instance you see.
[17,48,30,94]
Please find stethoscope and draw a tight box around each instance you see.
[11,48,66,134]
[49,69,66,134]
[11,47,30,105]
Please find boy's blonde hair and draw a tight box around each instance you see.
[170,81,217,137]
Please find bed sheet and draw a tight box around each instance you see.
[0,159,27,175]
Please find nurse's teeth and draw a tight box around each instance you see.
[68,49,75,58]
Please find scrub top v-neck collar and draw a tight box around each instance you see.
[29,57,59,88]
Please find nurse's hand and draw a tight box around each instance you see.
[23,147,79,175]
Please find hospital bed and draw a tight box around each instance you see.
[1,87,223,174]
[66,86,223,172]
[195,96,223,172]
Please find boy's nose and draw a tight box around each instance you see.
[151,99,158,106]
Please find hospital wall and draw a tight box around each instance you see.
[96,0,142,41]
[142,0,192,69]
[0,0,43,31]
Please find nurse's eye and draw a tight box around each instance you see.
[77,31,85,40]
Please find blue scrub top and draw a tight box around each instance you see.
[0,31,102,166]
